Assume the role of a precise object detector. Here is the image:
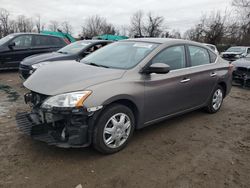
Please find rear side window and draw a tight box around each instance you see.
[188,46,210,66]
[50,37,64,46]
[33,36,51,46]
[34,36,64,46]
[208,50,217,63]
[151,45,186,70]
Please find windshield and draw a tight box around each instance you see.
[226,47,246,53]
[58,41,92,54]
[81,41,159,69]
[0,34,15,46]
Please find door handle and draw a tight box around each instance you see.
[180,78,190,83]
[210,72,217,77]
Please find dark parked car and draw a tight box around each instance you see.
[19,40,112,79]
[232,55,250,87]
[0,33,67,70]
[16,38,232,154]
[221,46,250,62]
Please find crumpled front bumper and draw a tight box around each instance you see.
[232,68,250,87]
[16,109,97,148]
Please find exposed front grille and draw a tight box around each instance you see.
[234,67,250,77]
[16,112,57,145]
[19,64,30,69]
[24,92,48,107]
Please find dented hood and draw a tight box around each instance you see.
[24,61,125,95]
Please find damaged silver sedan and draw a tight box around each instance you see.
[16,38,232,154]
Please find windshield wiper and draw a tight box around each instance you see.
[87,62,110,68]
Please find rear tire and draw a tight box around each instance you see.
[93,104,135,154]
[205,85,224,114]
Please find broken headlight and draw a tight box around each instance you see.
[41,91,92,109]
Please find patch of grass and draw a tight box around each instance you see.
[0,84,20,102]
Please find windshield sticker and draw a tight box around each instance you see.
[133,43,153,49]
[81,42,91,46]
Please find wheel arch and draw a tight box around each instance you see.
[217,81,227,98]
[102,95,141,129]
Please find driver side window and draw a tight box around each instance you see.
[151,45,186,70]
[12,35,32,48]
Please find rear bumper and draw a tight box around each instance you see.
[16,109,97,148]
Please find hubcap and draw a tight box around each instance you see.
[103,113,131,149]
[212,89,223,111]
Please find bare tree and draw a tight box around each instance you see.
[203,12,227,44]
[48,20,60,32]
[144,12,164,37]
[130,10,144,37]
[165,29,181,39]
[34,15,45,33]
[0,8,11,37]
[81,15,116,38]
[184,11,229,45]
[16,15,34,32]
[232,0,250,45]
[232,0,250,10]
[117,25,129,36]
[61,21,73,34]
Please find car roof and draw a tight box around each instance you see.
[77,39,113,43]
[9,32,63,39]
[124,37,202,46]
[229,46,250,48]
[204,43,216,47]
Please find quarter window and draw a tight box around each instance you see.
[50,37,64,46]
[188,46,210,66]
[151,46,186,70]
[208,50,217,63]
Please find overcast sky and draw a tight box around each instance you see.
[0,0,232,36]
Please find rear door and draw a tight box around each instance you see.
[185,45,218,107]
[32,35,63,55]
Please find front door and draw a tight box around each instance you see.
[3,35,33,68]
[144,45,192,123]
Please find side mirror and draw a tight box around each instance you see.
[143,63,170,74]
[8,42,15,49]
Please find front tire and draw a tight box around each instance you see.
[93,104,135,154]
[205,85,224,114]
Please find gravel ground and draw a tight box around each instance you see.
[0,71,250,188]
